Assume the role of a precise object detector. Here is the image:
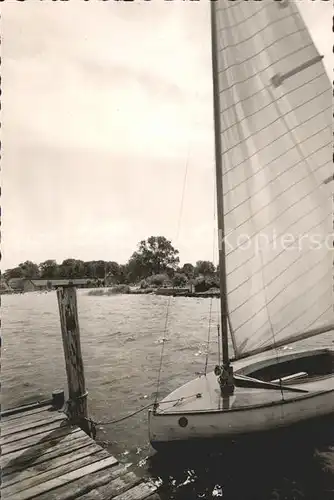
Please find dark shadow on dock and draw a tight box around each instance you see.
[3,415,74,473]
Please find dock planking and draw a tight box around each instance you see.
[0,405,159,500]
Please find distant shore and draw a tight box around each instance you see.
[87,286,221,298]
[133,288,220,298]
[1,285,221,298]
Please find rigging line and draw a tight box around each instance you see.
[154,111,195,403]
[153,119,193,403]
[217,324,221,366]
[204,152,218,374]
[175,143,190,241]
[176,90,197,242]
[202,158,215,375]
[154,299,171,405]
[204,298,213,375]
[212,153,236,360]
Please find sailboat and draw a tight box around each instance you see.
[148,0,334,450]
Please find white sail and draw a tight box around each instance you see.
[213,0,333,358]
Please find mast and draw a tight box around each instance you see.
[210,2,234,394]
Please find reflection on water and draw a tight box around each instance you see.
[2,291,333,500]
[148,419,333,500]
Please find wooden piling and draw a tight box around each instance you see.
[56,286,91,436]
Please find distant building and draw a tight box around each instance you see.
[7,278,25,291]
[0,277,13,294]
[7,278,93,293]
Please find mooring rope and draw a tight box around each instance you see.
[60,393,203,436]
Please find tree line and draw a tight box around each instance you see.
[3,236,220,288]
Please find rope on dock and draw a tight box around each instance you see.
[91,401,155,426]
[59,401,154,435]
[60,393,203,432]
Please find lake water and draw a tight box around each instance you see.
[2,291,333,499]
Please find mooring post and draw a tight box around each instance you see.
[56,285,91,436]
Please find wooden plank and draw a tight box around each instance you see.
[1,408,60,429]
[1,413,65,436]
[2,433,91,472]
[3,443,110,485]
[3,455,119,500]
[1,426,81,456]
[0,419,69,445]
[1,429,86,467]
[2,449,114,496]
[1,401,53,419]
[75,472,141,500]
[2,406,54,423]
[21,464,128,500]
[113,483,157,500]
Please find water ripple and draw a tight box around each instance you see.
[2,291,333,500]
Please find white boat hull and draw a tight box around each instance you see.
[149,349,334,450]
[149,390,333,448]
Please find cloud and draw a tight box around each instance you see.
[2,0,332,269]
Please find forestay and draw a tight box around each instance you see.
[213,0,333,358]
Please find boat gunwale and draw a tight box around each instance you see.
[153,386,334,416]
[234,347,334,380]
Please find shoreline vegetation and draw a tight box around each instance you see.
[87,285,221,298]
[0,286,220,298]
[1,236,221,298]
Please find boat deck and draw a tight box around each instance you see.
[1,404,159,500]
[157,348,334,414]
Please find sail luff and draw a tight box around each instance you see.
[210,1,231,366]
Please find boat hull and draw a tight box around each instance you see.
[149,348,334,451]
[149,389,334,450]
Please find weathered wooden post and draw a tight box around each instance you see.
[56,285,92,436]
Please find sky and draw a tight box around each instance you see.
[2,0,332,270]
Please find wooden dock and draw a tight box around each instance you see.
[0,403,159,500]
